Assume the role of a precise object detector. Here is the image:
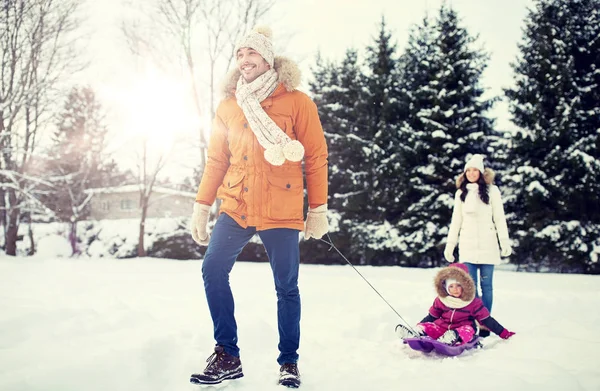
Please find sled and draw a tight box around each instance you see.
[403,336,481,356]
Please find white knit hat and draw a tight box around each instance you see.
[464,154,485,173]
[445,278,460,294]
[234,26,274,67]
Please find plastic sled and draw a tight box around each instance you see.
[403,336,481,356]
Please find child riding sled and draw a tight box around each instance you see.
[396,263,515,345]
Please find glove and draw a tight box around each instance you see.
[304,204,329,240]
[500,239,512,257]
[443,242,456,262]
[499,329,515,339]
[190,203,211,246]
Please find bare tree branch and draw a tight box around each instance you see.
[0,0,85,255]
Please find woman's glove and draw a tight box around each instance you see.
[190,203,211,246]
[500,239,512,257]
[444,242,456,262]
[304,205,329,240]
[499,329,515,339]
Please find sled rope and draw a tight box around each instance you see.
[318,234,421,336]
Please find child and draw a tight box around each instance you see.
[396,263,515,345]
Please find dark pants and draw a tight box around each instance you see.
[464,263,494,313]
[202,213,301,365]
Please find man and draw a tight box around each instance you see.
[189,26,329,388]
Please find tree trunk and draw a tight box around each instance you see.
[138,204,148,257]
[28,219,35,256]
[0,189,6,240]
[5,189,20,256]
[5,212,19,256]
[69,221,79,256]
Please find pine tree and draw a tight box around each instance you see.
[310,49,366,211]
[504,0,600,273]
[41,86,116,254]
[363,17,404,223]
[394,5,497,266]
[309,50,374,261]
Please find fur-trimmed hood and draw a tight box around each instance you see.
[433,263,476,302]
[455,167,495,189]
[221,56,302,99]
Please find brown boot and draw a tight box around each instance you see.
[279,363,301,388]
[190,346,243,385]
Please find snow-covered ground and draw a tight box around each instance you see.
[1,256,599,391]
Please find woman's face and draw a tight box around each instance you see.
[465,167,481,183]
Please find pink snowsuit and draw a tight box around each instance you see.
[418,263,506,344]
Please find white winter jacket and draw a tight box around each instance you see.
[446,183,510,265]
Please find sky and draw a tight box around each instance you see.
[77,0,536,180]
[1,248,599,391]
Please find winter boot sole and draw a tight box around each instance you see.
[190,368,244,385]
[279,377,301,388]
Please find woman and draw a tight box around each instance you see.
[443,154,511,318]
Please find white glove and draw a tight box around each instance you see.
[304,204,329,240]
[500,239,512,257]
[443,242,456,263]
[190,203,211,246]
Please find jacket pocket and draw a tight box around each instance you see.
[266,174,303,220]
[218,172,245,213]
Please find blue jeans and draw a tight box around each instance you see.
[463,263,495,313]
[202,213,301,365]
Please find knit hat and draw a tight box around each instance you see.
[234,26,275,68]
[464,154,485,173]
[445,278,460,294]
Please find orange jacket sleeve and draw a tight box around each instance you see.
[195,113,230,205]
[294,94,328,209]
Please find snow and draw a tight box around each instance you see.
[526,180,549,196]
[35,235,72,258]
[13,219,191,259]
[431,130,447,138]
[1,256,599,391]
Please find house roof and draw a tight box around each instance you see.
[85,185,196,198]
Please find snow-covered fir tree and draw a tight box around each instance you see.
[353,18,409,264]
[392,5,497,266]
[312,18,412,265]
[309,49,379,262]
[504,0,600,273]
[40,86,118,254]
[364,18,404,219]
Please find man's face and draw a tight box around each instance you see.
[237,47,271,83]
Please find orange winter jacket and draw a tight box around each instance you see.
[195,57,328,231]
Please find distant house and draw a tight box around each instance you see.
[86,185,196,220]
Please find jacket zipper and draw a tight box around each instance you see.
[448,309,456,329]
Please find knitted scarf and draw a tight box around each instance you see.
[235,69,304,166]
[439,295,473,309]
[463,183,479,213]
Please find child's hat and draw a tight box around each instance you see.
[445,278,460,294]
